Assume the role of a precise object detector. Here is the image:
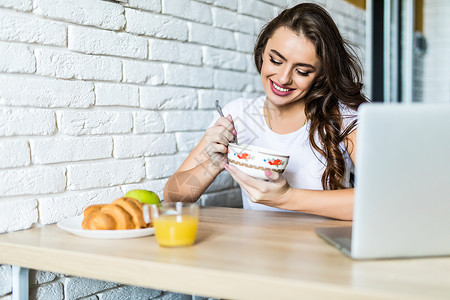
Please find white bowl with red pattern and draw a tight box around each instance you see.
[227,143,290,180]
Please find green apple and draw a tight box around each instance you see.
[125,189,161,206]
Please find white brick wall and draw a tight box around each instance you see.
[67,158,145,190]
[0,74,94,108]
[0,139,30,168]
[0,107,56,135]
[125,8,188,40]
[113,134,177,158]
[122,59,164,85]
[0,166,66,196]
[0,265,12,296]
[0,199,38,232]
[68,25,148,59]
[33,0,125,30]
[38,187,123,224]
[35,48,123,81]
[56,110,133,135]
[148,38,202,65]
[140,86,198,109]
[0,0,366,299]
[0,10,67,46]
[163,0,212,24]
[30,136,113,164]
[0,41,35,73]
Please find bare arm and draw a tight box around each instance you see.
[164,115,236,203]
[163,136,222,203]
[224,129,358,220]
[275,187,354,220]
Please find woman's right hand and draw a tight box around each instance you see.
[204,115,237,169]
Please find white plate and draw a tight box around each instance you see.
[57,215,154,239]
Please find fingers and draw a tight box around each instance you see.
[204,114,237,168]
[215,115,236,135]
[205,128,233,146]
[225,164,289,205]
[208,117,236,143]
[264,170,281,182]
[224,164,266,198]
[205,143,227,156]
[226,115,238,136]
[204,115,236,168]
[210,153,227,167]
[225,164,259,187]
[205,140,228,168]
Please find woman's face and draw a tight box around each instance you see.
[261,26,320,106]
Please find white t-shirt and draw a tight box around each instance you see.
[211,96,357,212]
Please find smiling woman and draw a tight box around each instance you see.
[164,3,369,221]
[259,26,319,131]
[263,29,319,96]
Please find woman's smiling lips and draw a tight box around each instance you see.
[270,79,296,96]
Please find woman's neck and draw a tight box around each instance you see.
[264,98,308,134]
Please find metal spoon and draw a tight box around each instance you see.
[215,100,238,145]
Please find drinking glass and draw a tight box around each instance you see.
[149,202,199,247]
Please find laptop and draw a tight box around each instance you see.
[315,103,450,259]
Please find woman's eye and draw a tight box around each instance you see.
[269,56,282,65]
[296,69,310,77]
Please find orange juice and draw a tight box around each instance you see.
[154,215,198,247]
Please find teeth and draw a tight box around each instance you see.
[272,82,290,92]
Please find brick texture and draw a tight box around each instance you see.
[0,139,30,168]
[30,136,112,164]
[113,134,177,158]
[0,0,32,11]
[0,41,35,73]
[125,8,188,41]
[0,74,94,108]
[0,9,66,46]
[56,110,133,135]
[0,265,12,296]
[95,83,139,106]
[38,187,123,224]
[123,60,164,85]
[33,0,125,30]
[0,107,56,136]
[162,0,212,24]
[68,25,147,59]
[0,199,38,232]
[0,166,66,196]
[35,48,122,81]
[30,282,63,300]
[140,86,197,110]
[66,158,145,190]
[148,38,202,65]
[127,0,161,12]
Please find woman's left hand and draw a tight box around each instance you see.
[224,164,292,208]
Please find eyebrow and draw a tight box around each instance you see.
[270,49,316,70]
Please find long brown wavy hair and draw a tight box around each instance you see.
[254,3,368,190]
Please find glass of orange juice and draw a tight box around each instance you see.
[149,202,199,247]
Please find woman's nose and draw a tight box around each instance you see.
[278,66,292,85]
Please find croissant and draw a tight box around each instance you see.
[82,197,148,230]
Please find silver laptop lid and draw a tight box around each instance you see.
[352,103,450,259]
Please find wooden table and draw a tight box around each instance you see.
[1,207,449,300]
